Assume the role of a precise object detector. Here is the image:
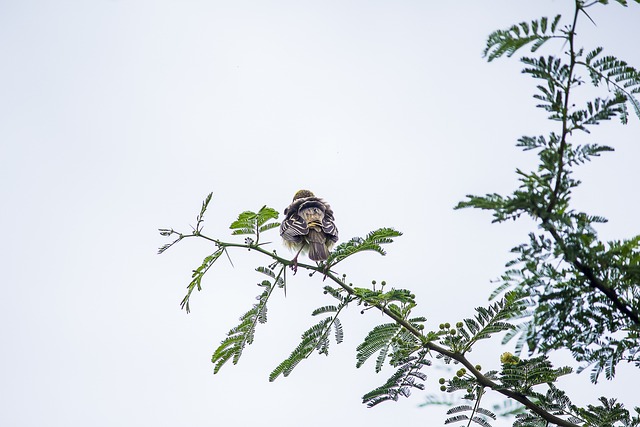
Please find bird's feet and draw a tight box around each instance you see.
[290,256,299,275]
[321,262,330,281]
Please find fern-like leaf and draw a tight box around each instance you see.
[500,356,572,394]
[328,228,402,265]
[362,350,430,407]
[181,248,225,313]
[229,206,280,241]
[270,295,348,381]
[356,323,401,371]
[484,15,562,62]
[456,292,524,353]
[269,318,333,381]
[211,279,275,373]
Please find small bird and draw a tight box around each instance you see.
[280,190,338,272]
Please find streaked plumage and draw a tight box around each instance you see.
[280,190,338,264]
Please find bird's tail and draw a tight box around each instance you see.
[307,230,328,261]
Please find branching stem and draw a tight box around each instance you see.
[541,220,640,325]
[173,230,583,426]
[547,0,581,214]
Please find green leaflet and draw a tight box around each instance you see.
[439,292,524,354]
[361,350,430,407]
[211,279,274,374]
[499,356,572,394]
[328,228,402,265]
[356,323,401,372]
[229,205,280,243]
[484,15,561,61]
[211,266,284,374]
[181,248,225,313]
[269,318,334,381]
[269,290,350,382]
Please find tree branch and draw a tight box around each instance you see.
[322,270,582,427]
[547,1,582,214]
[176,233,584,426]
[542,221,640,325]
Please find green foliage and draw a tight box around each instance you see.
[444,404,496,427]
[159,2,640,427]
[457,0,640,393]
[583,47,640,123]
[362,349,430,407]
[195,192,213,232]
[499,356,572,394]
[211,271,279,374]
[575,397,640,427]
[229,205,280,244]
[440,291,525,354]
[353,287,417,315]
[484,15,561,61]
[511,385,580,427]
[356,315,427,373]
[269,286,352,381]
[328,227,402,265]
[181,248,225,313]
[356,322,401,372]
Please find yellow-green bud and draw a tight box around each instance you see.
[500,352,520,365]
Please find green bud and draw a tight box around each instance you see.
[438,378,445,384]
[440,385,446,392]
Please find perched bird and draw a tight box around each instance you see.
[280,190,338,271]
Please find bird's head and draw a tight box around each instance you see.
[292,189,315,201]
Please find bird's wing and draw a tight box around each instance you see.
[280,215,308,242]
[321,217,339,242]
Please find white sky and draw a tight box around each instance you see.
[1,1,639,426]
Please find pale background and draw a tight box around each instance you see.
[1,1,639,426]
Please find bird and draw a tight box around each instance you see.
[280,189,338,272]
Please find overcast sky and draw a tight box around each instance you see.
[2,1,639,426]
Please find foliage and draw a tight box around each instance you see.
[211,265,284,373]
[456,0,640,389]
[159,1,640,427]
[269,285,351,381]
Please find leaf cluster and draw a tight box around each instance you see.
[457,0,640,388]
[269,286,351,381]
[328,228,402,265]
[211,266,284,373]
[229,205,279,245]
